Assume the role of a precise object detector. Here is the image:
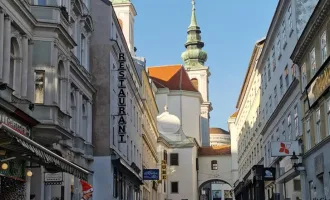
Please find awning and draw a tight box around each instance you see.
[0,124,91,180]
[112,158,143,185]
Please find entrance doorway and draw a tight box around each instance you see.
[199,180,233,200]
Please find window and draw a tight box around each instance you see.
[288,114,292,140]
[279,75,283,95]
[284,66,289,88]
[294,105,299,137]
[170,153,179,166]
[35,71,45,104]
[282,20,287,48]
[291,64,296,80]
[282,120,285,140]
[321,32,327,63]
[267,61,271,81]
[263,68,267,89]
[211,160,218,170]
[277,33,281,59]
[316,109,321,144]
[163,150,168,163]
[81,34,86,66]
[113,167,118,198]
[274,86,278,105]
[191,78,198,90]
[272,46,276,71]
[301,63,307,89]
[288,5,293,32]
[269,95,272,112]
[327,99,330,136]
[306,118,311,150]
[310,48,316,76]
[36,0,47,5]
[171,182,179,193]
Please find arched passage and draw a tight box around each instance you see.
[199,179,233,200]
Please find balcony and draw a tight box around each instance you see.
[31,5,70,30]
[73,136,84,155]
[31,105,71,145]
[83,143,94,160]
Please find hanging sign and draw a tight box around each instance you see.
[161,160,167,180]
[143,169,159,180]
[118,53,127,143]
[0,111,30,136]
[270,141,300,157]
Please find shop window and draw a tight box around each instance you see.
[170,153,179,166]
[113,167,118,198]
[171,182,178,193]
[35,70,45,104]
[211,160,218,170]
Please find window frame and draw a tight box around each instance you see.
[170,153,179,166]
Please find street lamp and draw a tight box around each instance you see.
[290,151,299,168]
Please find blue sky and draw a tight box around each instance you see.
[133,0,278,130]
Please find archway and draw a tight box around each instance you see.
[199,179,233,200]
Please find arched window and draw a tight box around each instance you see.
[118,18,123,30]
[211,160,218,170]
[191,78,198,90]
[82,102,88,140]
[10,38,19,90]
[57,61,64,109]
[70,91,76,132]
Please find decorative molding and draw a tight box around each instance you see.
[291,0,330,64]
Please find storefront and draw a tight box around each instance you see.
[0,102,91,199]
[112,157,143,200]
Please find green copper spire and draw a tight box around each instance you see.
[181,0,208,69]
[112,0,130,4]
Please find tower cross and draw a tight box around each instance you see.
[192,0,195,10]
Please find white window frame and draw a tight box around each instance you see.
[294,105,299,137]
[288,114,292,140]
[321,31,327,63]
[316,109,321,144]
[301,63,307,89]
[310,48,316,76]
[306,118,311,150]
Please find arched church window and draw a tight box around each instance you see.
[211,160,218,170]
[191,78,198,90]
[118,19,123,30]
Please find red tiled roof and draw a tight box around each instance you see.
[148,65,198,92]
[198,145,231,156]
[209,128,230,135]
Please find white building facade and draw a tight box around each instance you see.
[0,0,95,199]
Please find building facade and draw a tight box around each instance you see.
[209,127,231,147]
[291,1,330,198]
[91,0,144,199]
[140,69,160,200]
[0,0,95,199]
[256,1,303,200]
[229,38,264,200]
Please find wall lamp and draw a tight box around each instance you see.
[290,151,303,170]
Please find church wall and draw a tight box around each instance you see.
[167,94,201,144]
[167,146,198,200]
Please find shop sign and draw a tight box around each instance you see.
[270,141,299,157]
[0,111,30,136]
[143,169,159,180]
[307,62,330,107]
[44,172,63,185]
[117,53,127,143]
[161,160,167,180]
[263,167,275,181]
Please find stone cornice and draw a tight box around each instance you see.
[291,0,330,64]
[168,90,203,102]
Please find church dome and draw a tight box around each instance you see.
[157,110,181,135]
[181,48,208,66]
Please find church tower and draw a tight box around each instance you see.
[181,0,212,146]
[112,0,137,56]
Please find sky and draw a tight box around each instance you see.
[133,0,278,130]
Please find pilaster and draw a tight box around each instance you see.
[87,100,92,143]
[21,35,29,98]
[0,9,4,80]
[75,89,82,136]
[53,41,59,104]
[27,40,34,102]
[13,58,22,96]
[3,15,11,84]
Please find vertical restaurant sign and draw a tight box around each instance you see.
[161,160,167,180]
[118,53,127,143]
